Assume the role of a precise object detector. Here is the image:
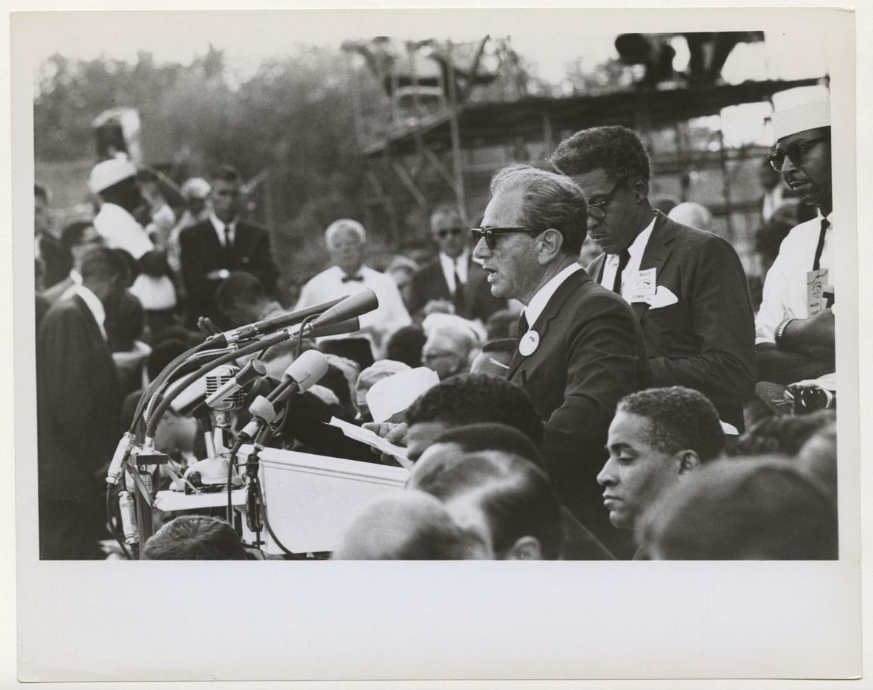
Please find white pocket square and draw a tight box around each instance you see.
[645,286,679,309]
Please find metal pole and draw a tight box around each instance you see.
[446,40,467,222]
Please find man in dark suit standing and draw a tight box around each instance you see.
[408,204,506,322]
[37,247,129,559]
[552,126,756,431]
[473,164,651,557]
[179,165,278,329]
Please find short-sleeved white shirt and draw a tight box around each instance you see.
[755,212,834,345]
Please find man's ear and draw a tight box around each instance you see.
[631,176,650,203]
[677,449,702,477]
[505,535,543,560]
[536,229,564,264]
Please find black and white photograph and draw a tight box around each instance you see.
[8,4,863,684]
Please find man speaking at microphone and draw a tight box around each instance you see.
[472,165,651,557]
[295,219,411,368]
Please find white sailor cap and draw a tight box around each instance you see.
[89,156,137,195]
[772,98,830,140]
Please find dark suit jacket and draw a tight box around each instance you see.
[507,267,651,555]
[179,218,279,328]
[588,212,756,429]
[37,295,124,507]
[407,255,506,321]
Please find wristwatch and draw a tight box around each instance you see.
[774,318,795,346]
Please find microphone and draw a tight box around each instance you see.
[239,350,329,441]
[308,317,360,339]
[212,297,346,346]
[309,290,379,329]
[192,359,267,418]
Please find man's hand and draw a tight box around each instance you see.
[362,421,409,465]
[781,309,835,360]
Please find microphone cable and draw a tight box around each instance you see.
[105,484,133,561]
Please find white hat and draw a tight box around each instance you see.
[366,367,439,424]
[772,98,830,140]
[89,157,137,194]
[422,312,486,344]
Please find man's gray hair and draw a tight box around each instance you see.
[489,164,587,255]
[325,219,367,248]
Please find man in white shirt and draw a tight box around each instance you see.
[472,164,650,557]
[755,98,834,385]
[552,125,756,431]
[89,157,178,332]
[295,219,411,366]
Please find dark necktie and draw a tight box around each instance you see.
[612,249,631,294]
[813,217,829,271]
[342,273,363,283]
[453,259,465,313]
[223,226,234,264]
[517,311,529,339]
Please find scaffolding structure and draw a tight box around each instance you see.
[349,45,822,259]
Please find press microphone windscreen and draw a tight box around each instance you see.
[310,290,379,329]
[285,350,330,393]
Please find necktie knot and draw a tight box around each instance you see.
[517,312,529,337]
[342,273,363,283]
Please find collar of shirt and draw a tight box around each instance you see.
[72,284,107,340]
[439,248,470,291]
[601,215,657,296]
[209,212,238,247]
[522,262,582,331]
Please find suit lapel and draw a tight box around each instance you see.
[507,269,589,379]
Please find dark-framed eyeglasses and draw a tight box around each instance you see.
[586,180,626,220]
[767,135,830,173]
[470,227,540,250]
[437,227,464,239]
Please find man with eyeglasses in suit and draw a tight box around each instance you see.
[471,164,651,558]
[552,125,756,432]
[755,98,835,386]
[407,203,506,322]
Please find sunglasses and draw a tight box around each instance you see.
[767,135,830,173]
[586,180,625,220]
[470,227,540,250]
[437,227,464,239]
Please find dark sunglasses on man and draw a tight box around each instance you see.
[767,135,830,173]
[470,227,541,250]
[437,227,464,239]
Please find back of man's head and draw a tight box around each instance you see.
[142,516,247,560]
[638,457,838,560]
[551,125,651,183]
[424,423,544,471]
[332,491,485,560]
[79,246,130,288]
[413,450,565,560]
[618,386,725,462]
[725,409,834,459]
[406,373,544,448]
[215,271,267,320]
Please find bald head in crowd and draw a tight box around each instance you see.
[332,491,488,560]
[598,386,726,532]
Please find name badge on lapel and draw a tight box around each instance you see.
[629,268,657,302]
[519,330,540,356]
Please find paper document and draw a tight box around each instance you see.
[326,417,412,469]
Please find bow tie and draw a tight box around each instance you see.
[342,274,364,283]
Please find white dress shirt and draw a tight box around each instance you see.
[209,212,238,248]
[755,212,835,345]
[71,284,107,341]
[522,263,582,331]
[438,248,470,294]
[295,265,412,356]
[598,217,657,301]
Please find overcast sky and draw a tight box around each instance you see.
[21,10,829,87]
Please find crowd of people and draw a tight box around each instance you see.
[34,94,837,561]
